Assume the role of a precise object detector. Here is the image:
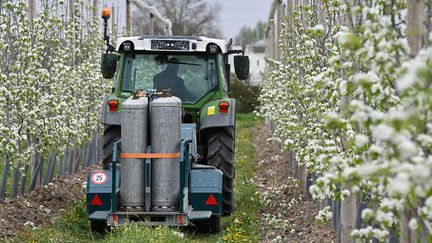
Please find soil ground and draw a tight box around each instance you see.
[253,125,335,242]
[0,166,97,239]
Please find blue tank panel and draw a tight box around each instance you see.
[189,167,223,214]
[181,123,197,155]
[190,167,222,193]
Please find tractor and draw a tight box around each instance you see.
[86,8,249,233]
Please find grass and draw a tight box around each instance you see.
[219,113,262,242]
[16,200,103,242]
[16,113,262,242]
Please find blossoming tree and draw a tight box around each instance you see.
[259,0,432,241]
[0,0,109,199]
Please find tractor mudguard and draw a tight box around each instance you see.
[199,98,236,131]
[101,95,121,125]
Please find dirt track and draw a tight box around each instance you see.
[0,167,96,239]
[253,125,335,242]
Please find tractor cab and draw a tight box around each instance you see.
[101,35,249,124]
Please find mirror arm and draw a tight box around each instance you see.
[103,17,115,53]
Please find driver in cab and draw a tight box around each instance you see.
[153,58,196,102]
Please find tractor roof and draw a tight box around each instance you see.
[116,35,227,53]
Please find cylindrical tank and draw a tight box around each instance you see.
[120,96,148,209]
[150,96,181,212]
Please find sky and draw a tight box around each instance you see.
[207,0,271,39]
[101,0,272,40]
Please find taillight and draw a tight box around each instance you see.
[205,194,218,206]
[219,101,229,113]
[90,194,103,206]
[108,99,119,112]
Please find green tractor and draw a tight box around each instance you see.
[99,12,249,216]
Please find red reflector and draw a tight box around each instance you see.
[178,215,183,225]
[205,194,218,206]
[90,194,103,206]
[112,214,117,223]
[219,101,229,113]
[108,99,119,112]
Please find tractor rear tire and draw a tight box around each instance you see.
[194,215,221,234]
[90,220,107,233]
[103,125,121,169]
[206,127,235,215]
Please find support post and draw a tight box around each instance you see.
[407,0,424,56]
[126,0,131,35]
[112,4,116,38]
[276,3,283,60]
[92,0,98,18]
[28,0,35,29]
[149,13,154,35]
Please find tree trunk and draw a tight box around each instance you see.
[340,185,356,243]
[298,163,307,191]
[400,208,417,243]
[339,1,356,241]
[407,0,424,57]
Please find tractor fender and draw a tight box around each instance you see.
[199,98,236,131]
[101,95,121,125]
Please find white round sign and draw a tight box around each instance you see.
[91,172,108,185]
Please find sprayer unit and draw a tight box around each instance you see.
[86,91,223,232]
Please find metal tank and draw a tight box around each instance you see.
[150,96,181,212]
[120,96,148,209]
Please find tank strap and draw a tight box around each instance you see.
[120,152,181,159]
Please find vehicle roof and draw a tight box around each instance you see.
[116,35,227,53]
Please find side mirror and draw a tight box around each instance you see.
[234,55,249,80]
[101,53,117,79]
